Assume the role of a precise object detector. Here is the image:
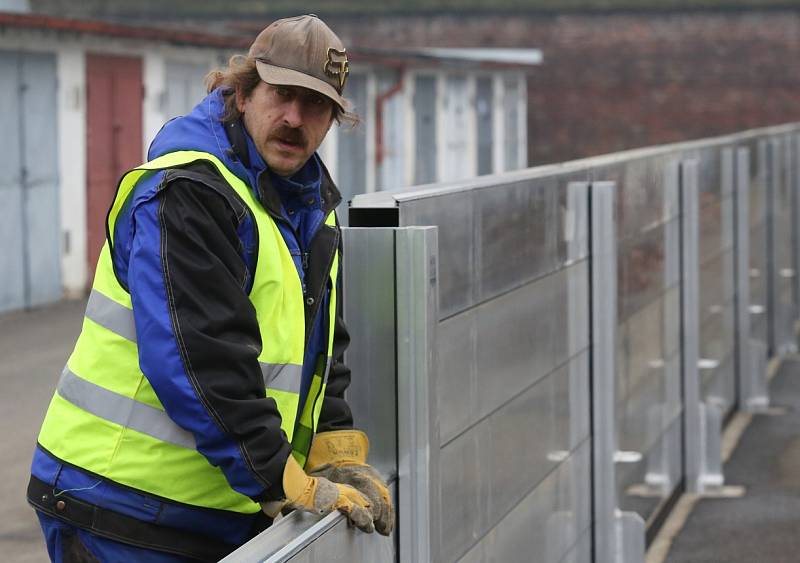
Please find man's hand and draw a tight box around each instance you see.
[261,454,374,533]
[306,430,395,536]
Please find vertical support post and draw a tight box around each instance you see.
[789,133,800,332]
[735,147,769,410]
[735,146,752,409]
[681,159,702,492]
[396,227,440,563]
[778,136,798,353]
[682,159,725,493]
[795,134,800,336]
[591,182,645,563]
[767,138,781,355]
[568,182,590,451]
[591,181,618,563]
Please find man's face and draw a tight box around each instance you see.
[237,81,335,177]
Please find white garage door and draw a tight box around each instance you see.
[0,50,61,313]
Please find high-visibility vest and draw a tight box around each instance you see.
[37,150,339,514]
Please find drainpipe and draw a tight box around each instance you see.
[375,69,405,167]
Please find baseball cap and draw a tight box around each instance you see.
[248,14,349,111]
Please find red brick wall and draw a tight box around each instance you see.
[326,11,800,165]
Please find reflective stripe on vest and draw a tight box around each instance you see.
[37,151,338,514]
[57,366,196,449]
[82,289,303,393]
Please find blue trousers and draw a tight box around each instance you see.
[37,512,202,563]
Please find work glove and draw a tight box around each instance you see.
[306,430,395,536]
[260,453,375,533]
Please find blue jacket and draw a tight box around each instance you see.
[30,88,354,551]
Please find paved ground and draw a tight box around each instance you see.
[666,357,800,563]
[0,299,86,562]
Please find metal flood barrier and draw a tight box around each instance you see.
[222,123,800,563]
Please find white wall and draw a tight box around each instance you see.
[57,48,87,296]
[143,51,167,153]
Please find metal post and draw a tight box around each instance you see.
[591,181,645,563]
[681,158,702,492]
[396,227,440,563]
[591,181,618,563]
[734,146,751,409]
[789,133,800,342]
[681,159,724,493]
[795,134,800,337]
[779,135,798,353]
[768,138,781,355]
[735,147,769,410]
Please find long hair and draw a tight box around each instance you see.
[205,54,358,126]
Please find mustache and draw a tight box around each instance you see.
[268,126,307,147]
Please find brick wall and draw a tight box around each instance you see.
[325,10,800,165]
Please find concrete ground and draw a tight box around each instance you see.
[664,357,800,563]
[0,299,86,562]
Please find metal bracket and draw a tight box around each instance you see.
[743,338,770,410]
[696,401,725,490]
[614,510,646,563]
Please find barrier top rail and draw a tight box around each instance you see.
[219,511,344,563]
[351,122,800,206]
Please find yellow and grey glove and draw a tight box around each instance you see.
[261,453,374,533]
[306,430,395,536]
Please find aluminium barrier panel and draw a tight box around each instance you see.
[351,168,594,563]
[224,123,800,563]
[347,124,800,563]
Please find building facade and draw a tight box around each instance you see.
[0,13,535,312]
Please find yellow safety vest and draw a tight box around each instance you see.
[37,150,339,514]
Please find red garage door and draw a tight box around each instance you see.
[86,53,143,279]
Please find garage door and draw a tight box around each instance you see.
[164,59,209,120]
[0,50,61,313]
[86,53,143,279]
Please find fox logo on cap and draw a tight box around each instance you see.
[324,48,349,93]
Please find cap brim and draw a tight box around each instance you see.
[255,60,347,111]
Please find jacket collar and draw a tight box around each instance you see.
[225,119,343,219]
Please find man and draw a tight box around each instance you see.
[28,14,393,562]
